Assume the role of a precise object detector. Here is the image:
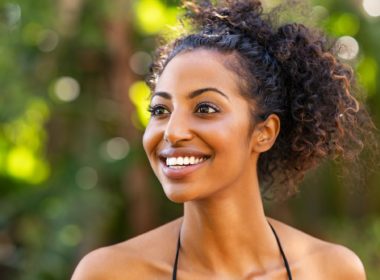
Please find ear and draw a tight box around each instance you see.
[250,114,280,153]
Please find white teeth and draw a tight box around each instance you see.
[171,165,185,169]
[165,156,206,167]
[183,157,190,165]
[177,157,184,165]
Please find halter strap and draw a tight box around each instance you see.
[268,222,293,280]
[172,221,293,280]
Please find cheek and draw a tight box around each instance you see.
[142,129,150,156]
[142,123,161,160]
[198,116,251,160]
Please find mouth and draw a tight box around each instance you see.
[162,156,209,169]
[157,150,211,179]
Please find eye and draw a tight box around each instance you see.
[195,103,219,114]
[148,104,170,117]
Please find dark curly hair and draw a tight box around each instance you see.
[146,0,378,199]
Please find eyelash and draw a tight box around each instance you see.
[147,102,220,117]
[195,102,220,114]
[147,104,169,117]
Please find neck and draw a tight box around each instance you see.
[179,176,281,278]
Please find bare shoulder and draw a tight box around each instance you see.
[71,217,183,280]
[311,241,366,280]
[267,217,366,280]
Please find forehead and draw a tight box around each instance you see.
[156,49,242,97]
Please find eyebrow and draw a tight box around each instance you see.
[152,87,230,101]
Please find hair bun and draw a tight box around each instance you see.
[184,0,272,44]
[269,23,321,63]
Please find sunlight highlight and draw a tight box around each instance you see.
[129,81,151,127]
[363,0,380,17]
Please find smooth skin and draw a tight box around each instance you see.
[72,49,366,280]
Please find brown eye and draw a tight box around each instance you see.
[148,105,170,117]
[195,103,219,114]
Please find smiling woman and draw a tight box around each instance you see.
[71,0,377,279]
[144,50,262,203]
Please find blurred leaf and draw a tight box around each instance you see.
[134,0,179,35]
[129,81,151,127]
[357,55,378,96]
[328,13,360,36]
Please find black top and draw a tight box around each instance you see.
[172,221,293,280]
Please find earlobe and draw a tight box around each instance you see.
[251,114,280,153]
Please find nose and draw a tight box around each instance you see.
[164,110,193,145]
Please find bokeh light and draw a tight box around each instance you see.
[54,76,80,102]
[336,36,360,60]
[76,167,98,190]
[312,5,329,21]
[5,146,49,184]
[2,3,21,28]
[100,137,130,161]
[331,13,360,36]
[22,22,44,46]
[58,225,83,247]
[6,146,35,179]
[129,51,152,75]
[41,197,66,220]
[129,81,151,127]
[25,99,50,124]
[0,98,50,184]
[363,0,380,17]
[134,0,179,35]
[38,29,59,52]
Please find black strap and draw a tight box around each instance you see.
[172,222,293,280]
[268,222,293,280]
[172,229,181,280]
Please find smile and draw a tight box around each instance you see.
[166,156,207,168]
[160,157,209,179]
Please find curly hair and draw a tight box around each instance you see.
[146,0,378,199]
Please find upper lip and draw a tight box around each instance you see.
[158,148,210,160]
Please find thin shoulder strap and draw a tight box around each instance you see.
[268,222,293,280]
[172,223,293,280]
[172,229,181,280]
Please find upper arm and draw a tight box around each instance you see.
[71,245,154,280]
[319,244,366,280]
[336,246,366,280]
[71,249,107,280]
[71,248,110,280]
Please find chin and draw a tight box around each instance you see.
[164,190,193,203]
[162,184,200,203]
[166,194,189,204]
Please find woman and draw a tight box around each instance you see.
[72,0,376,279]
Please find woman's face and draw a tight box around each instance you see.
[143,49,260,202]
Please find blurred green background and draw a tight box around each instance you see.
[0,0,379,279]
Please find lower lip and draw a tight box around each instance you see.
[160,160,208,180]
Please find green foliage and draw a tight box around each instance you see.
[129,81,151,127]
[134,0,179,35]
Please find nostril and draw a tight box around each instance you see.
[163,125,194,145]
